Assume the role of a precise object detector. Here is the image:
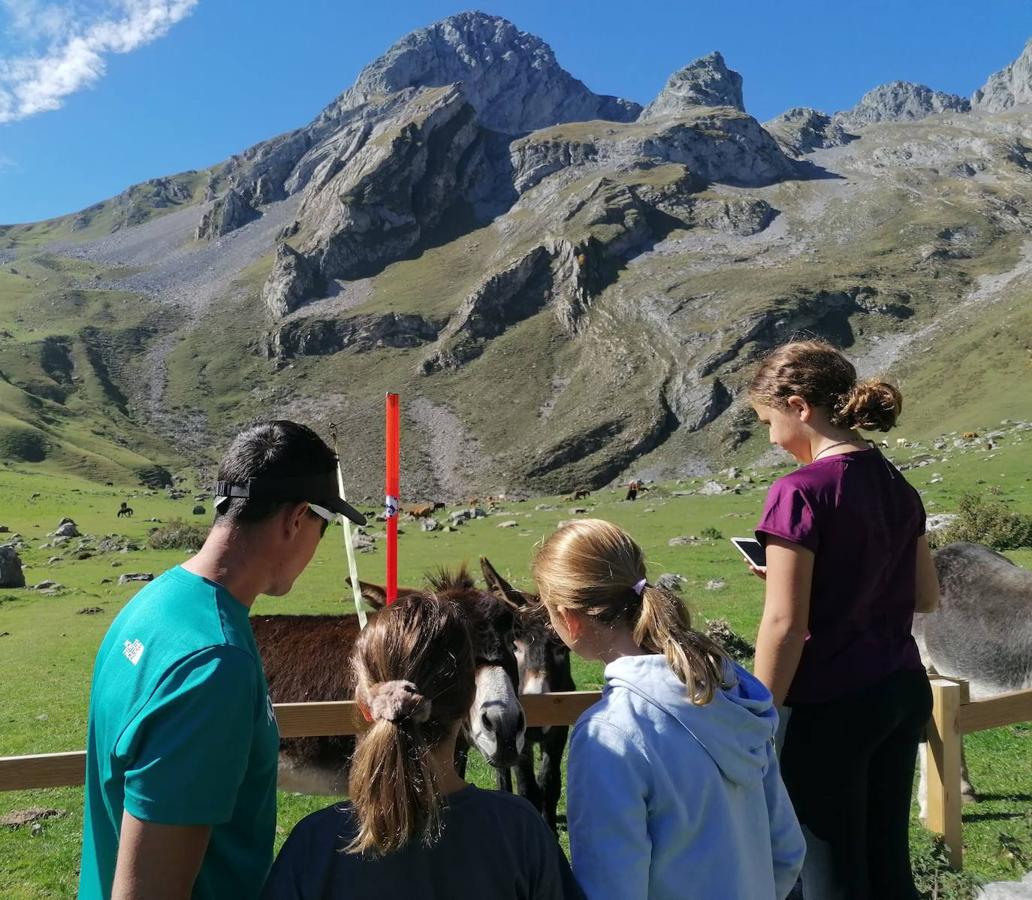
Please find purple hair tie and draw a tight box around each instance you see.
[632,578,647,596]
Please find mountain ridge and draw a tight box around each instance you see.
[2,13,1032,498]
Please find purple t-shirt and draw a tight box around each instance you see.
[756,447,926,705]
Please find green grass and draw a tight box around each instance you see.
[0,171,208,245]
[2,438,1032,897]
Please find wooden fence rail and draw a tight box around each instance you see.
[0,692,602,792]
[924,678,1032,870]
[4,681,1032,872]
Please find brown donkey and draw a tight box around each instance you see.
[252,567,525,795]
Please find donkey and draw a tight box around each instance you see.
[252,567,525,796]
[117,502,133,518]
[914,542,1032,816]
[480,556,575,832]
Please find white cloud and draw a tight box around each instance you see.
[0,1,198,123]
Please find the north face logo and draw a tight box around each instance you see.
[123,639,145,665]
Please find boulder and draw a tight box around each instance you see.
[657,573,685,592]
[420,518,440,532]
[697,480,728,496]
[0,546,25,588]
[52,520,79,538]
[118,573,154,585]
[192,505,206,515]
[496,520,518,528]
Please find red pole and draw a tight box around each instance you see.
[385,392,400,604]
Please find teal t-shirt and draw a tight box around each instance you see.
[79,566,280,900]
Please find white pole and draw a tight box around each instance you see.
[331,426,367,629]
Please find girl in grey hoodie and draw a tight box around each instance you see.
[533,519,804,900]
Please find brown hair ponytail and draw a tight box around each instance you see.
[346,593,475,856]
[748,339,902,432]
[533,519,730,705]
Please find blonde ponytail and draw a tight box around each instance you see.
[533,519,731,706]
[633,585,730,705]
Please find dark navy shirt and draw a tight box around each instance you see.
[756,447,926,705]
[260,786,584,900]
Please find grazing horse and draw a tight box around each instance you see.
[914,542,1032,816]
[117,502,134,518]
[252,567,525,795]
[480,557,575,832]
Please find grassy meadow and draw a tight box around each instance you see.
[1,431,1032,898]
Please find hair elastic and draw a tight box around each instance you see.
[632,578,647,596]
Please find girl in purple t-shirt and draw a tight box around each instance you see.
[747,340,940,900]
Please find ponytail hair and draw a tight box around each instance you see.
[532,519,730,705]
[748,339,902,432]
[346,592,475,856]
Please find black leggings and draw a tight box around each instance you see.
[780,669,933,900]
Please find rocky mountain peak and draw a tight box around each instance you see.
[835,80,970,128]
[327,11,640,133]
[763,107,856,156]
[640,51,745,120]
[973,38,1032,112]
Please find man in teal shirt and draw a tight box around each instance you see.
[79,421,366,900]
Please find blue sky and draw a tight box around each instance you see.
[1,0,1030,224]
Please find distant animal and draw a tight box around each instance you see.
[117,502,133,518]
[572,489,591,501]
[961,431,979,440]
[896,438,909,448]
[405,503,435,519]
[913,542,1032,816]
[480,556,574,833]
[625,480,641,501]
[252,567,525,796]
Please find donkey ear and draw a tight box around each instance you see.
[349,578,388,610]
[480,556,526,610]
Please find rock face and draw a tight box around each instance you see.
[640,52,745,120]
[511,109,796,194]
[973,38,1032,111]
[331,11,641,133]
[270,313,440,359]
[196,188,259,240]
[764,106,856,155]
[262,244,323,318]
[835,81,970,128]
[301,86,490,284]
[0,546,25,589]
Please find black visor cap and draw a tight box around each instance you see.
[215,474,366,526]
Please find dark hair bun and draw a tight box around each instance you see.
[835,380,902,432]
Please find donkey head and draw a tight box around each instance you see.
[356,568,525,768]
[480,557,573,699]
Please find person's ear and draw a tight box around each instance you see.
[558,606,584,640]
[786,395,811,422]
[284,501,308,539]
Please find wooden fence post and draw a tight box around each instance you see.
[926,678,963,869]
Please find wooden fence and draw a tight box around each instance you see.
[3,681,1031,871]
[924,678,1032,869]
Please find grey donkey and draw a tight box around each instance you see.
[913,542,1032,817]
